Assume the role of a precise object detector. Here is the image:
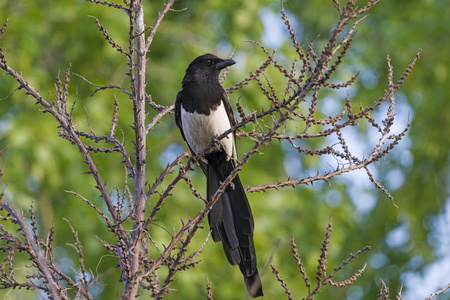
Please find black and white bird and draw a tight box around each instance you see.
[175,54,263,297]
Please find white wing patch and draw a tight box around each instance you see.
[181,102,236,159]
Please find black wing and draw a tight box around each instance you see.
[175,91,186,142]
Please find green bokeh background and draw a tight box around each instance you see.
[0,0,449,299]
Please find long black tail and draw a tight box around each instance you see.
[204,152,263,298]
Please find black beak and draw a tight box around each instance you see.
[215,59,236,70]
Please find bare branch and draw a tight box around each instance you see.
[425,283,450,300]
[86,0,131,12]
[89,15,130,56]
[73,72,133,99]
[144,0,178,53]
[271,263,294,300]
[0,201,70,299]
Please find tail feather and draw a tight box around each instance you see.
[205,152,263,298]
[245,270,264,298]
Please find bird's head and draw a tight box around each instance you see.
[182,53,235,85]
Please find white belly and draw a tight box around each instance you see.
[181,102,236,158]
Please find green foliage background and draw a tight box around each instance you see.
[0,0,449,299]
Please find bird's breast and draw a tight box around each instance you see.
[181,101,235,158]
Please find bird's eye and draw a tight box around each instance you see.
[205,59,213,66]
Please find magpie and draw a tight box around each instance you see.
[175,54,263,297]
